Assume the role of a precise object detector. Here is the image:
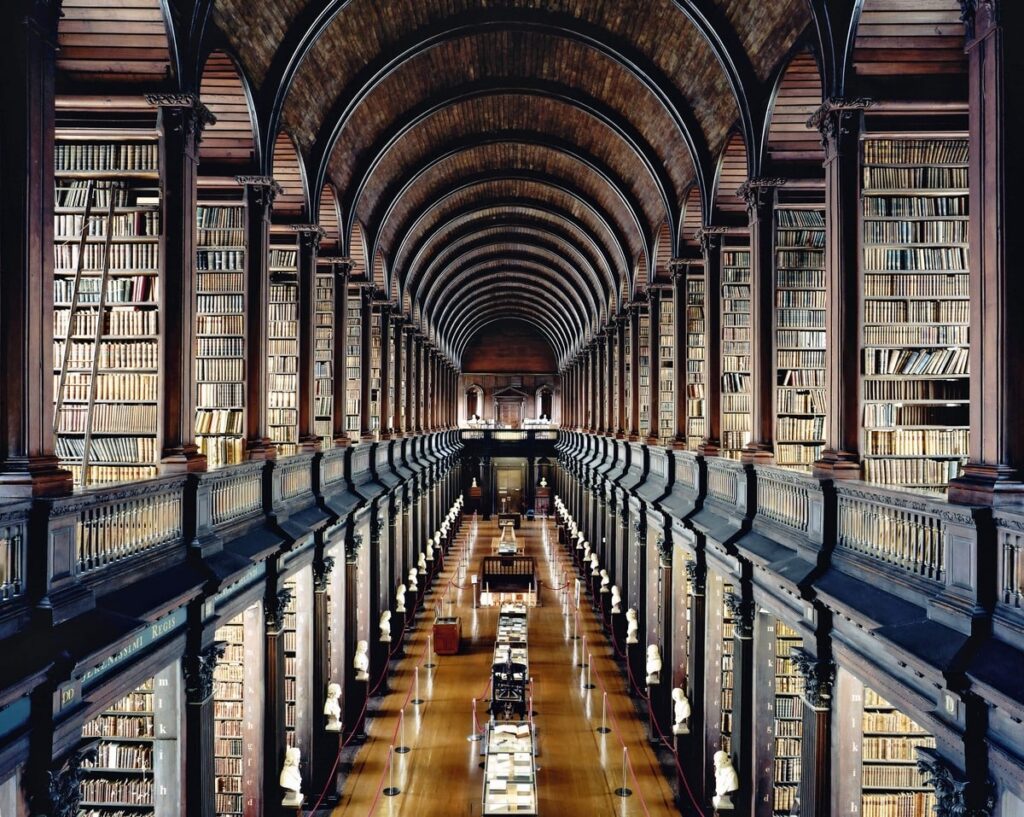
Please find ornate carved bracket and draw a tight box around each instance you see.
[959,0,999,40]
[313,555,335,592]
[184,642,226,703]
[791,648,836,709]
[655,533,672,566]
[807,98,875,156]
[916,747,995,817]
[346,531,363,564]
[695,226,729,255]
[145,93,216,144]
[736,177,789,213]
[632,516,646,545]
[370,515,385,546]
[235,175,283,210]
[291,223,327,252]
[668,258,690,279]
[24,0,64,45]
[265,585,293,632]
[725,591,755,638]
[684,560,706,594]
[41,748,95,817]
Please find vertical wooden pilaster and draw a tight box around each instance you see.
[183,639,222,817]
[684,560,707,800]
[646,288,661,444]
[295,225,325,451]
[726,590,755,817]
[263,581,290,809]
[697,230,724,456]
[670,261,689,447]
[329,259,352,445]
[629,305,641,440]
[359,287,374,441]
[792,649,836,817]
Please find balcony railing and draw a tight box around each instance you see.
[707,459,740,505]
[998,524,1024,609]
[459,429,560,443]
[835,484,945,582]
[209,462,264,528]
[755,467,812,536]
[0,519,25,602]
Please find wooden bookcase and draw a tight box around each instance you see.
[344,284,363,440]
[314,261,334,446]
[638,307,651,437]
[771,620,802,814]
[611,329,620,433]
[859,687,936,817]
[860,135,970,491]
[386,314,396,435]
[658,290,675,444]
[283,579,299,748]
[623,317,632,434]
[267,231,300,456]
[52,131,162,486]
[79,666,178,817]
[282,572,312,762]
[213,617,246,816]
[720,583,735,755]
[685,267,706,449]
[721,238,752,458]
[194,194,247,467]
[368,306,383,437]
[774,199,827,470]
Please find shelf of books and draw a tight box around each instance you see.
[638,307,651,437]
[79,666,178,817]
[398,326,408,435]
[860,135,970,491]
[368,306,383,437]
[281,571,311,762]
[623,321,632,434]
[721,239,752,458]
[386,315,396,434]
[53,133,163,487]
[611,332,620,433]
[771,620,803,815]
[195,196,247,468]
[213,604,261,817]
[283,579,299,749]
[268,233,300,456]
[344,285,363,440]
[658,291,675,444]
[860,687,936,817]
[685,267,706,449]
[775,202,827,470]
[720,585,735,755]
[482,721,537,816]
[314,261,335,446]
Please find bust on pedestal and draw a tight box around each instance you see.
[582,540,591,562]
[324,683,342,732]
[625,608,639,643]
[408,568,418,593]
[611,585,622,613]
[353,640,370,682]
[417,551,427,574]
[280,747,303,807]
[600,569,610,592]
[395,583,407,613]
[671,688,691,734]
[645,644,662,685]
[589,553,600,576]
[379,611,392,643]
[713,751,739,810]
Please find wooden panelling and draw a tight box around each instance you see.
[317,184,341,253]
[270,131,306,220]
[682,185,704,245]
[766,51,824,167]
[198,51,257,168]
[853,0,967,79]
[57,0,172,86]
[653,219,673,282]
[713,132,749,217]
[349,221,368,280]
[462,319,557,373]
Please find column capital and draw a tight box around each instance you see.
[791,649,836,710]
[313,555,335,592]
[290,223,327,251]
[724,591,755,638]
[695,225,728,255]
[736,177,788,214]
[235,175,283,211]
[807,97,875,157]
[959,0,999,41]
[346,531,363,564]
[183,642,226,704]
[916,747,995,817]
[264,585,293,633]
[685,559,706,595]
[146,92,216,138]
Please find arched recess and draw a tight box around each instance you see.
[763,50,825,172]
[652,220,673,282]
[57,0,177,88]
[348,222,368,280]
[464,383,485,423]
[270,131,307,221]
[318,184,342,254]
[712,131,749,221]
[389,274,400,308]
[198,50,258,170]
[633,255,649,298]
[371,251,386,292]
[681,185,704,247]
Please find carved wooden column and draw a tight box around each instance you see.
[725,589,755,817]
[412,334,424,434]
[295,225,325,451]
[590,342,600,433]
[151,95,214,471]
[183,642,223,817]
[311,555,334,789]
[359,287,374,441]
[738,180,779,464]
[378,303,392,440]
[343,532,367,741]
[404,326,415,435]
[628,304,641,440]
[392,316,405,436]
[809,100,870,478]
[615,317,627,437]
[684,560,707,800]
[697,229,724,456]
[0,0,70,496]
[240,176,282,460]
[792,649,835,817]
[605,326,615,436]
[646,287,662,444]
[949,0,1024,504]
[670,260,690,448]
[263,582,291,804]
[326,259,352,445]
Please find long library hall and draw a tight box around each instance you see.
[1,2,1023,817]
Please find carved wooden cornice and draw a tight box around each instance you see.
[313,555,335,592]
[346,531,363,564]
[264,585,293,632]
[791,648,835,710]
[736,177,789,211]
[916,747,995,817]
[184,642,225,703]
[960,0,999,40]
[146,93,217,142]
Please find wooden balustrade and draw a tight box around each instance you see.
[707,459,739,504]
[280,459,312,500]
[210,463,264,527]
[835,485,945,582]
[755,467,811,534]
[322,448,346,486]
[0,521,25,602]
[75,483,183,575]
[998,527,1024,609]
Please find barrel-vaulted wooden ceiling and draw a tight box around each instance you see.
[56,0,968,367]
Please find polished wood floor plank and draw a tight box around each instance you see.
[332,517,681,816]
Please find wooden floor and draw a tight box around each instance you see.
[330,516,682,816]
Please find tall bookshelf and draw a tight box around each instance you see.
[658,291,675,444]
[267,233,300,456]
[685,268,706,449]
[772,621,803,815]
[860,687,936,817]
[52,134,162,486]
[283,579,299,748]
[314,262,334,446]
[398,325,407,435]
[611,332,620,433]
[368,307,383,436]
[638,308,651,437]
[720,584,735,755]
[386,314,396,434]
[860,136,970,491]
[721,240,752,458]
[623,320,632,434]
[79,667,177,817]
[775,203,827,470]
[344,285,363,440]
[213,616,246,817]
[195,197,247,467]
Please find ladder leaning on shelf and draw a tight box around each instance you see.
[52,180,119,488]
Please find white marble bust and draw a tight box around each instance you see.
[540,477,548,488]
[432,532,442,554]
[280,747,303,806]
[645,644,662,685]
[407,568,418,592]
[713,751,739,810]
[353,640,370,681]
[417,551,427,574]
[471,477,478,488]
[611,585,622,614]
[626,608,639,643]
[600,569,611,592]
[672,688,691,734]
[324,683,342,732]
[582,541,591,562]
[395,583,407,613]
[590,553,600,576]
[379,610,392,643]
